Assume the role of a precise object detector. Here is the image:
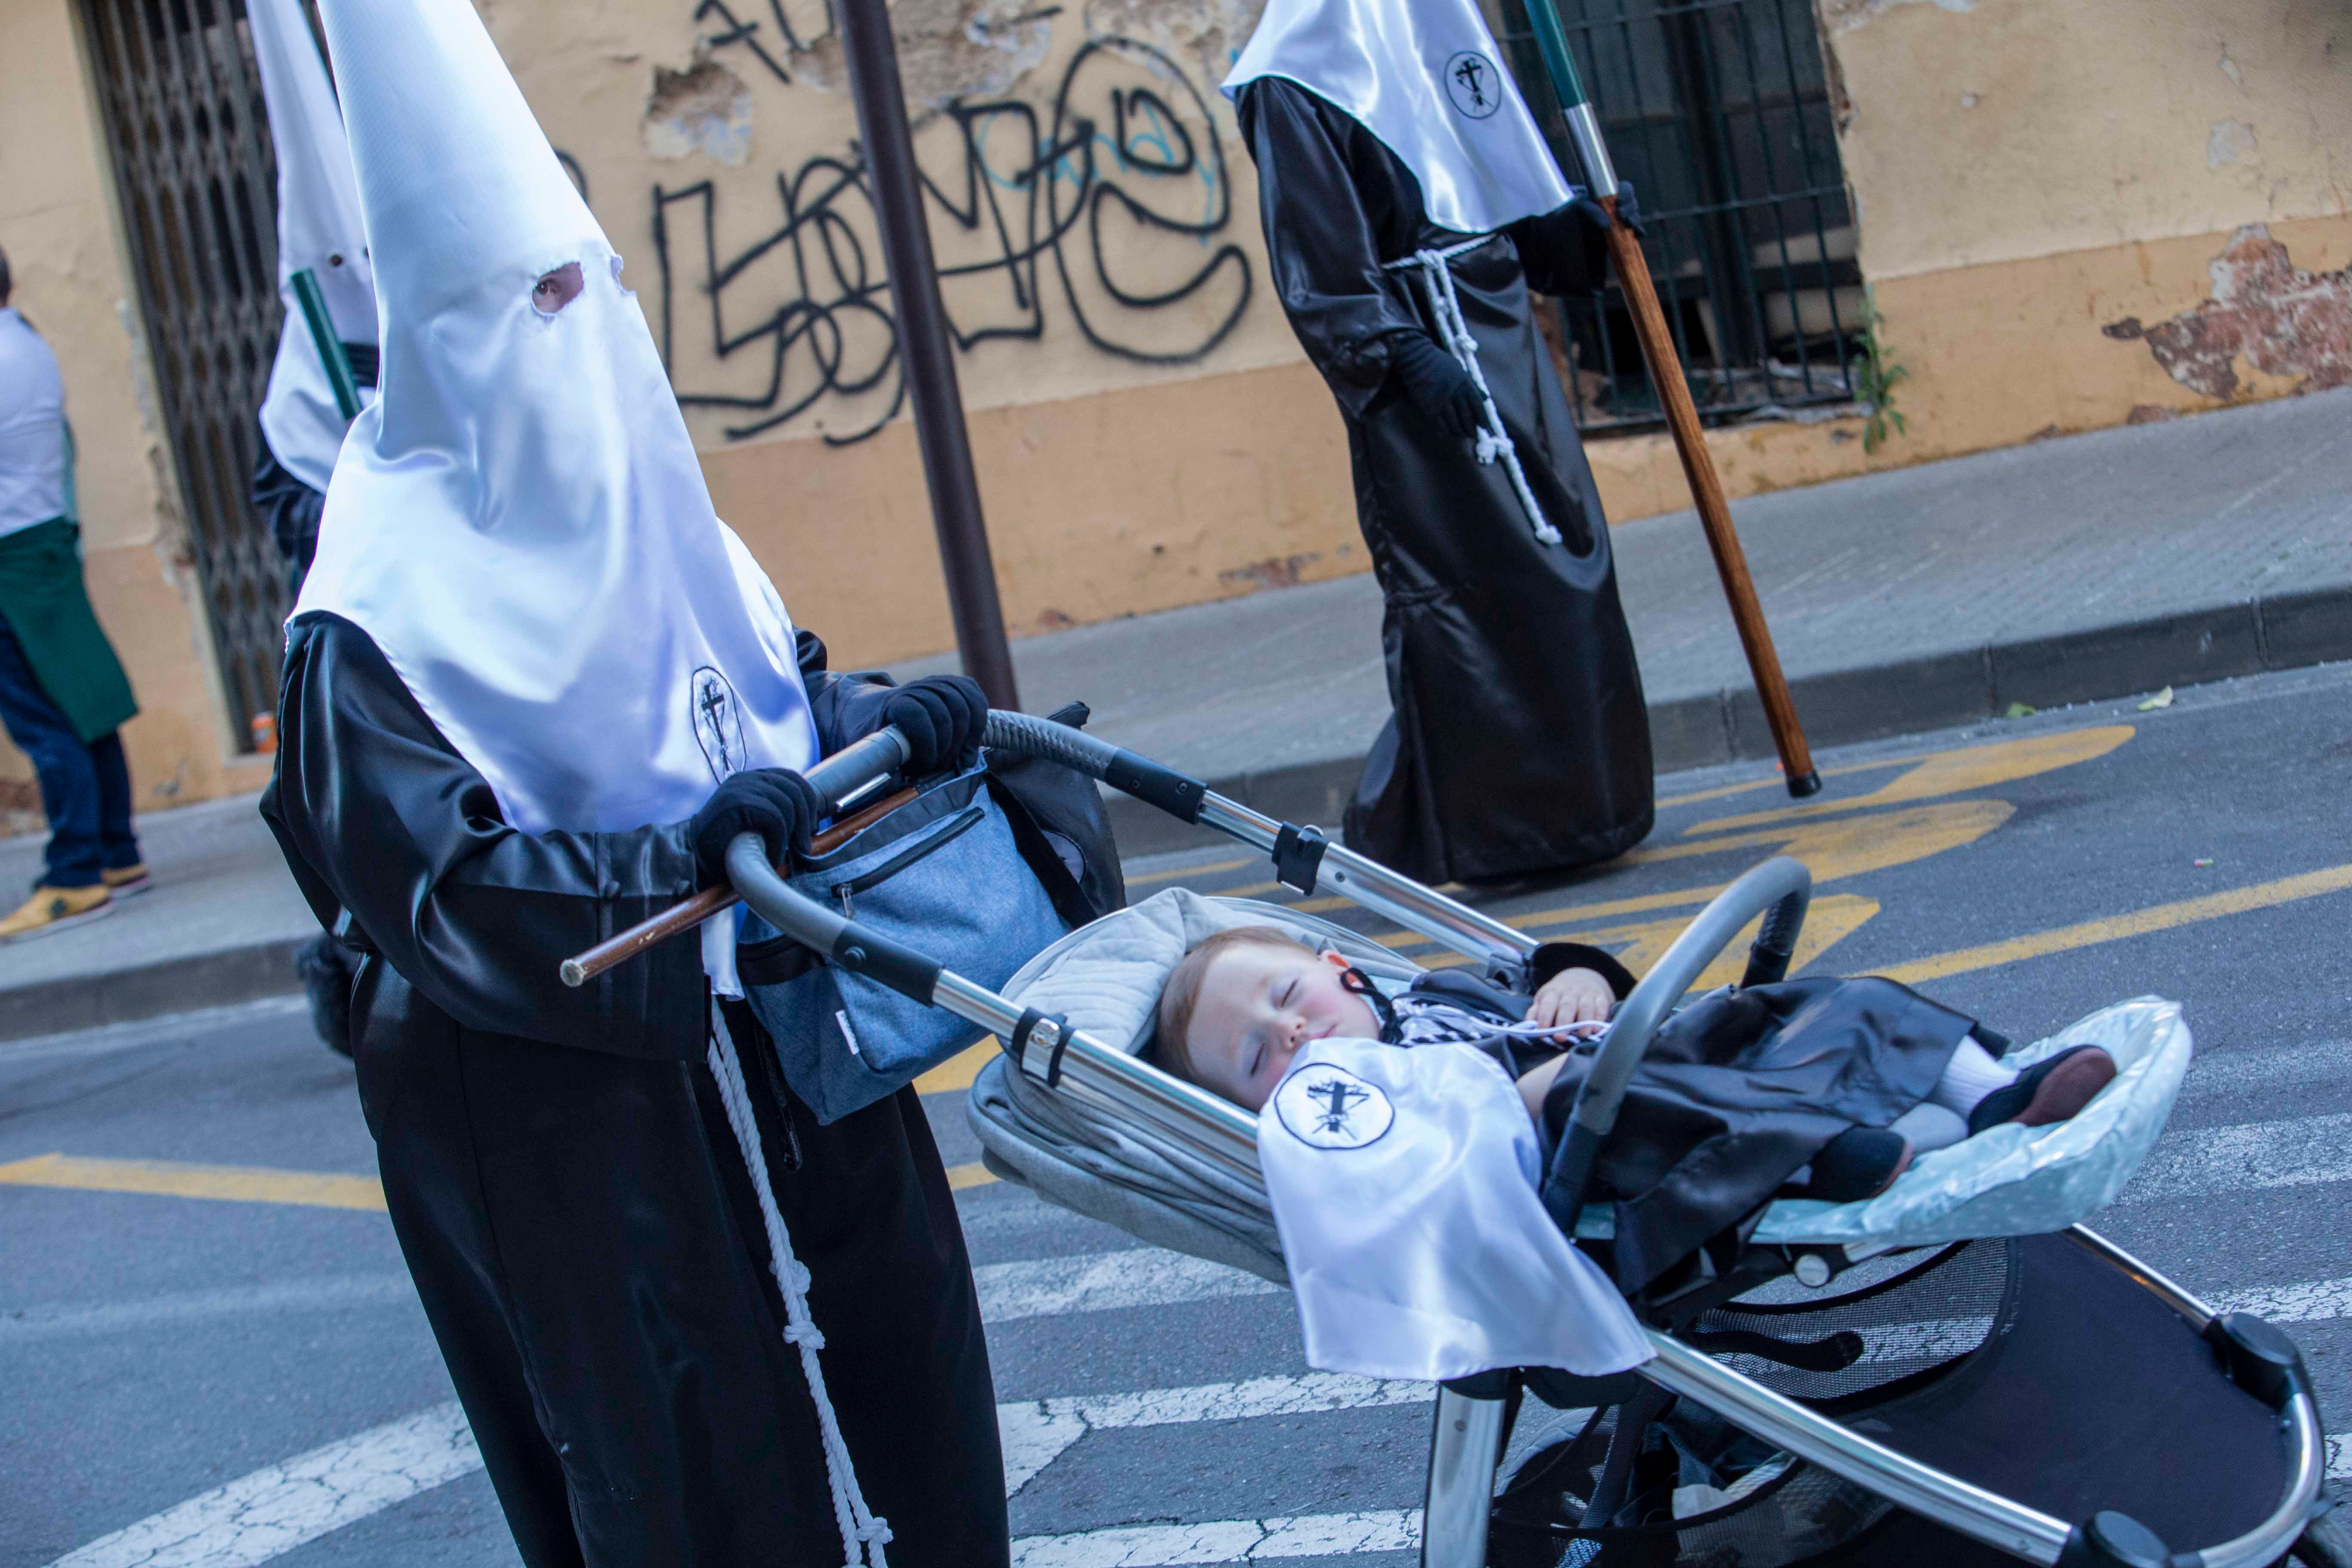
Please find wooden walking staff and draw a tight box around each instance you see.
[1519,1,1821,797]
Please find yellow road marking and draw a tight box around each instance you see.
[913,1039,998,1096]
[1874,863,2352,985]
[0,1148,1009,1209]
[1687,726,2133,836]
[0,1153,386,1211]
[1377,801,2009,951]
[1655,754,1910,809]
[1122,856,1254,889]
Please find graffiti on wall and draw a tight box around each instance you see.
[649,27,1256,445]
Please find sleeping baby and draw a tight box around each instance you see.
[1153,926,2115,1281]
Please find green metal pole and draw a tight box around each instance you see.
[1519,0,1618,199]
[290,268,361,421]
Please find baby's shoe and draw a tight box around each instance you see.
[1802,1127,1912,1202]
[1966,1046,2116,1136]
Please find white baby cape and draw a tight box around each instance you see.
[1258,1037,1652,1383]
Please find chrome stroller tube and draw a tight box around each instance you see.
[723,833,1261,1186]
[1541,857,1810,1229]
[980,712,1534,969]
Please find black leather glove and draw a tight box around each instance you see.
[1386,330,1484,441]
[878,674,987,773]
[690,768,819,886]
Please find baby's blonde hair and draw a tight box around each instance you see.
[1153,926,1309,1084]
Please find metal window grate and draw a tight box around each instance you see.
[77,0,297,749]
[1490,0,1864,434]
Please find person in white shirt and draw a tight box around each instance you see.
[0,243,146,940]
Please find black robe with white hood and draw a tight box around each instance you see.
[259,3,1004,1562]
[1225,0,1653,884]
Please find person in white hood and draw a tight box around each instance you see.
[257,0,1004,1560]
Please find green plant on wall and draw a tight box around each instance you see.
[1854,297,1908,454]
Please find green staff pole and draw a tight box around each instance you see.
[290,268,362,422]
[1520,0,1819,796]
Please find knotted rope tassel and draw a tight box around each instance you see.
[1387,237,1561,546]
[709,1008,892,1568]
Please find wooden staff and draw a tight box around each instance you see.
[1520,0,1821,797]
[560,786,918,988]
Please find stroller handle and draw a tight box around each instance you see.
[1541,856,1812,1231]
[557,725,915,987]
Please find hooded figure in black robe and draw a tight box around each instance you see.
[1224,0,1653,885]
[259,1,1011,1560]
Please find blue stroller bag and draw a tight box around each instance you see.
[739,761,1068,1123]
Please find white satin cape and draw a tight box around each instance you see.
[1259,1036,1651,1383]
[1221,0,1574,236]
[249,0,375,493]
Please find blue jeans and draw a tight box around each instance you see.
[0,614,138,889]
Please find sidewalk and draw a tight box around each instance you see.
[3,389,2347,1040]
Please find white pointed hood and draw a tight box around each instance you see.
[1222,0,1575,236]
[297,0,818,843]
[250,0,373,493]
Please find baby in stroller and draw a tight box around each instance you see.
[1153,926,2119,1209]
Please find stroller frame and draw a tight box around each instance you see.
[717,712,2326,1568]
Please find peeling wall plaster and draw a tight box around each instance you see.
[2103,226,2352,400]
[644,58,755,167]
[791,0,1059,113]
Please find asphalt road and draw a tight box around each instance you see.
[4,662,2349,1566]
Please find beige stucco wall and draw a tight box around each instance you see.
[3,0,2346,827]
[0,0,274,833]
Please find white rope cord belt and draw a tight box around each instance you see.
[1384,234,1561,546]
[709,1006,892,1568]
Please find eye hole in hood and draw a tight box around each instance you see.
[531,261,584,316]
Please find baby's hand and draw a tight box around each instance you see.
[1530,966,1614,1032]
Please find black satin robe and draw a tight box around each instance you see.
[260,613,1008,1568]
[1238,78,1653,885]
[1420,968,1978,1292]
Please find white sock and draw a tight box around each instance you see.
[1929,1036,2018,1117]
[1891,1102,1970,1153]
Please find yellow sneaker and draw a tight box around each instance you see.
[102,862,152,897]
[0,884,114,942]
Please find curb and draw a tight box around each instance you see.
[1103,585,2352,855]
[0,936,314,1044]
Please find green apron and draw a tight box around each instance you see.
[0,516,138,745]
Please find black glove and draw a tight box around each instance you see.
[1385,330,1485,441]
[1596,178,1640,238]
[690,768,819,887]
[1512,180,1639,297]
[878,674,988,773]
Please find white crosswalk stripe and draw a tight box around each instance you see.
[47,1102,2352,1568]
[999,1373,1433,1495]
[978,1248,1282,1323]
[2123,1112,2352,1205]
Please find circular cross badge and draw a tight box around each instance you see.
[690,666,748,782]
[1274,1063,1396,1151]
[1444,51,1503,119]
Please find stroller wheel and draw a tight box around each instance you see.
[2291,1510,2352,1568]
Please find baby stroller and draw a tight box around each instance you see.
[709,711,2336,1568]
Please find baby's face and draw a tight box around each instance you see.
[1183,945,1382,1111]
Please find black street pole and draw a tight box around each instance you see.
[835,0,1021,710]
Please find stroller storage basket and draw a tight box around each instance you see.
[713,710,2327,1568]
